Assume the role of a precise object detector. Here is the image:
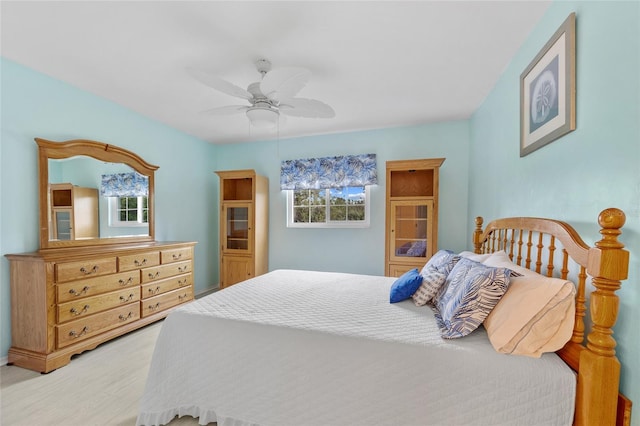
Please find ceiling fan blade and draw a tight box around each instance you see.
[200,105,249,115]
[260,67,311,101]
[187,67,253,101]
[279,98,335,118]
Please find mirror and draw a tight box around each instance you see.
[37,138,158,249]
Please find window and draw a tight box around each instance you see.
[287,186,370,228]
[108,196,148,226]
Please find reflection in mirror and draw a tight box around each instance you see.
[37,138,158,249]
[48,157,150,240]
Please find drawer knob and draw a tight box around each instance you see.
[172,253,182,260]
[148,302,161,311]
[119,293,135,302]
[148,271,160,280]
[69,326,89,338]
[178,279,187,286]
[178,293,189,301]
[70,305,90,316]
[178,266,188,273]
[149,286,161,295]
[79,265,99,275]
[69,286,90,296]
[119,312,133,321]
[134,258,148,266]
[118,277,134,286]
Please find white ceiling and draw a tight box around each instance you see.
[1,1,551,144]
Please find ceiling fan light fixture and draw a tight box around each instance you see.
[246,106,279,128]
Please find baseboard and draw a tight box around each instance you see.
[0,355,7,367]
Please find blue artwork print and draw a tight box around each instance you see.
[529,55,559,133]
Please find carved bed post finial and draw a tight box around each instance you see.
[576,208,628,425]
[473,217,484,254]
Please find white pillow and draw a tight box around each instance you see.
[482,250,538,277]
[458,251,492,262]
[483,274,576,357]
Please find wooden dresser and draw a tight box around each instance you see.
[6,241,196,373]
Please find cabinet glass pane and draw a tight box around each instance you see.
[393,204,427,258]
[55,211,72,240]
[226,206,249,250]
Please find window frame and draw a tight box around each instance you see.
[286,186,371,228]
[108,195,149,227]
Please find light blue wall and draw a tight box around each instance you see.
[0,58,219,360]
[215,122,471,276]
[469,1,640,421]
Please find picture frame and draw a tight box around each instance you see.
[520,12,576,157]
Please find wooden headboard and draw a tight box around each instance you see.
[472,208,631,426]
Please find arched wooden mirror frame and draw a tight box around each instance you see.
[37,138,159,249]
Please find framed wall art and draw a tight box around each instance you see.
[520,12,576,157]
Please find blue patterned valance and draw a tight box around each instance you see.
[100,172,149,197]
[280,153,378,190]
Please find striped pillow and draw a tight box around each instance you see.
[412,270,447,306]
[433,257,511,339]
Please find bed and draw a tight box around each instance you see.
[137,208,632,426]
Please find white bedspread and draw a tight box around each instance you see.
[137,269,576,426]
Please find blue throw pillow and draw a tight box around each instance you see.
[389,268,423,303]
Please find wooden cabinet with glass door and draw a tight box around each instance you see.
[216,170,268,289]
[49,183,99,240]
[385,158,444,277]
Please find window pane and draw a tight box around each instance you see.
[294,190,309,206]
[309,189,325,205]
[294,207,309,223]
[346,186,365,204]
[347,205,365,221]
[330,205,346,221]
[128,197,138,208]
[310,206,326,222]
[329,188,347,205]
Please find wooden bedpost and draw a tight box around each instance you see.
[576,208,629,426]
[473,217,484,254]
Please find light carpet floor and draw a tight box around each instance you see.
[0,321,213,426]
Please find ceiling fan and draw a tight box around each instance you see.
[188,59,335,128]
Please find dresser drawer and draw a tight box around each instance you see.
[141,260,192,283]
[118,251,160,272]
[141,287,193,317]
[57,288,141,323]
[57,270,141,303]
[56,257,117,283]
[161,247,192,264]
[141,273,191,299]
[56,303,140,348]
